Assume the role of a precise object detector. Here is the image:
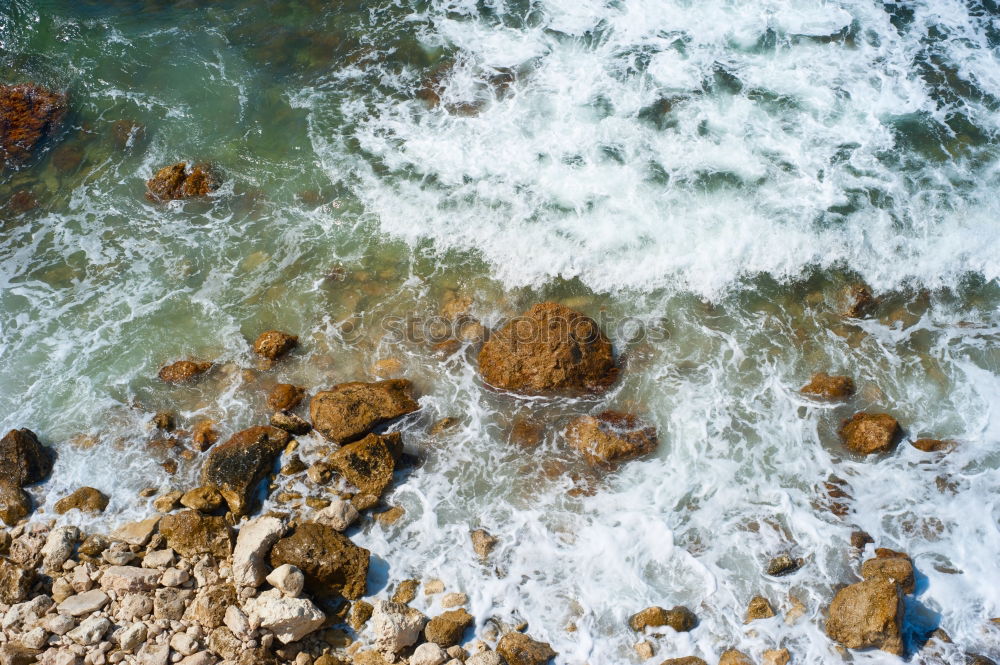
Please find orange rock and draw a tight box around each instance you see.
[839,412,901,455]
[800,373,854,400]
[564,411,657,466]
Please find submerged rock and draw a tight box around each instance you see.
[310,379,419,444]
[146,162,218,202]
[911,438,955,453]
[478,302,618,395]
[267,383,306,411]
[839,412,901,455]
[252,330,298,360]
[269,521,369,600]
[54,487,109,515]
[0,83,67,169]
[496,632,557,665]
[564,411,657,466]
[800,373,855,400]
[328,432,399,498]
[765,553,802,577]
[158,360,212,384]
[825,579,904,655]
[200,425,290,516]
[839,283,876,318]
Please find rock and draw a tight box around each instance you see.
[180,486,225,513]
[112,516,160,547]
[392,579,420,604]
[766,554,801,576]
[153,491,183,513]
[719,650,753,665]
[314,497,359,532]
[0,483,31,526]
[232,515,286,587]
[246,588,325,644]
[200,426,291,516]
[117,593,153,621]
[269,522,369,599]
[659,659,706,665]
[152,411,175,430]
[271,410,312,435]
[136,642,171,665]
[860,549,915,594]
[424,608,473,647]
[160,510,232,558]
[310,380,419,444]
[146,162,217,202]
[184,584,236,628]
[252,331,298,360]
[54,487,109,515]
[0,643,41,665]
[266,564,305,597]
[169,633,200,656]
[850,530,874,550]
[41,526,79,571]
[478,302,618,395]
[177,653,215,665]
[41,614,75,636]
[762,649,790,665]
[839,283,876,318]
[329,433,399,498]
[0,559,34,604]
[57,589,110,616]
[154,587,193,621]
[839,413,901,455]
[564,411,657,466]
[628,606,697,632]
[21,626,48,650]
[470,529,498,559]
[101,566,161,593]
[209,626,243,660]
[800,373,855,400]
[0,83,67,168]
[78,533,111,558]
[66,615,111,645]
[191,422,219,452]
[0,428,53,492]
[911,438,954,453]
[268,384,306,411]
[143,547,175,568]
[158,360,212,383]
[746,596,776,622]
[370,600,428,656]
[349,600,374,631]
[411,643,448,665]
[466,654,503,665]
[825,579,903,655]
[496,632,556,665]
[441,592,467,608]
[224,606,251,639]
[115,622,147,653]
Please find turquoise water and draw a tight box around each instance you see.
[3,1,1000,663]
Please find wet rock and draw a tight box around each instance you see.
[659,659,706,665]
[860,549,914,594]
[746,595,776,622]
[628,606,697,633]
[478,302,618,395]
[268,383,306,411]
[800,373,855,400]
[253,330,298,360]
[496,632,556,665]
[839,283,876,318]
[51,143,82,173]
[112,516,160,546]
[232,515,286,587]
[328,432,399,498]
[762,649,790,665]
[191,421,219,452]
[564,411,657,466]
[850,530,874,550]
[315,497,359,532]
[246,588,325,644]
[111,119,144,151]
[0,483,31,525]
[310,380,419,444]
[911,438,955,453]
[180,486,225,513]
[349,600,374,631]
[391,579,419,604]
[1,428,54,488]
[0,83,67,168]
[424,609,473,647]
[719,650,753,665]
[470,528,498,560]
[152,411,175,430]
[146,162,218,202]
[158,360,212,384]
[271,410,312,435]
[766,554,802,576]
[370,600,428,656]
[825,579,903,655]
[54,488,108,518]
[200,425,291,516]
[159,510,232,558]
[839,413,901,455]
[269,521,369,599]
[0,558,35,604]
[7,189,37,213]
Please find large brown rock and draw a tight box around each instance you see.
[1,428,54,488]
[310,380,419,444]
[54,487,109,515]
[0,83,67,168]
[0,482,31,526]
[860,549,915,594]
[159,510,232,559]
[478,302,618,395]
[628,606,697,633]
[496,632,556,665]
[200,426,290,516]
[0,558,35,604]
[328,433,399,498]
[564,411,657,466]
[158,360,212,384]
[825,579,904,655]
[146,162,218,201]
[801,373,855,400]
[252,331,298,360]
[423,608,473,647]
[839,413,901,455]
[269,522,369,600]
[268,384,305,411]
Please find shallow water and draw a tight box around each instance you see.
[2,1,1000,663]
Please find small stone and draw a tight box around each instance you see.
[349,600,374,631]
[424,579,445,595]
[244,588,326,644]
[116,622,147,653]
[191,422,219,453]
[306,462,333,485]
[411,643,448,665]
[41,526,80,571]
[850,531,874,550]
[391,579,419,604]
[839,412,901,455]
[67,616,111,646]
[22,626,49,650]
[160,568,190,587]
[142,548,175,569]
[224,606,251,639]
[375,505,405,525]
[101,566,161,593]
[424,609,473,648]
[369,600,428,657]
[153,491,183,513]
[766,554,801,576]
[158,360,212,384]
[746,596,776,622]
[232,515,286,588]
[628,606,697,632]
[470,529,497,559]
[169,633,200,657]
[800,373,854,401]
[59,590,111,616]
[112,516,160,547]
[910,438,955,453]
[635,641,655,660]
[266,564,305,597]
[117,593,153,622]
[252,331,298,360]
[272,411,312,435]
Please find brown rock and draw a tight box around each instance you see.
[0,483,31,526]
[839,413,901,455]
[762,649,790,665]
[7,189,37,213]
[660,659,707,665]
[746,595,776,622]
[0,83,67,168]
[146,162,218,202]
[54,487,109,515]
[564,411,657,466]
[766,554,801,576]
[269,521,369,599]
[152,411,176,430]
[184,583,237,629]
[825,579,903,655]
[1,428,54,488]
[850,531,874,550]
[271,410,312,435]
[268,384,306,411]
[911,438,954,453]
[252,330,298,360]
[424,608,473,647]
[470,528,498,559]
[391,579,419,604]
[200,425,290,516]
[0,558,34,604]
[800,373,855,400]
[628,606,697,632]
[158,360,212,384]
[497,632,557,665]
[180,486,225,513]
[349,600,374,631]
[159,510,232,558]
[191,421,219,452]
[153,490,183,513]
[478,302,618,395]
[111,119,144,151]
[208,627,242,661]
[310,380,419,444]
[328,433,398,498]
[375,505,405,525]
[719,650,753,665]
[839,283,876,318]
[861,550,915,594]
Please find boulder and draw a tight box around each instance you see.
[328,432,399,498]
[800,373,855,400]
[628,606,697,632]
[860,549,915,594]
[477,302,618,395]
[252,331,298,360]
[745,595,775,622]
[267,384,305,411]
[180,486,224,513]
[839,413,901,455]
[0,482,31,525]
[825,579,903,655]
[310,380,419,444]
[246,588,325,644]
[0,83,67,168]
[496,632,556,665]
[159,510,232,558]
[54,487,109,515]
[564,411,657,466]
[1,428,54,489]
[0,558,35,604]
[269,521,369,599]
[370,600,428,657]
[200,426,291,516]
[158,360,212,384]
[41,526,80,572]
[424,609,473,648]
[146,162,217,202]
[232,516,286,587]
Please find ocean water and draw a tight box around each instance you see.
[2,0,1000,663]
